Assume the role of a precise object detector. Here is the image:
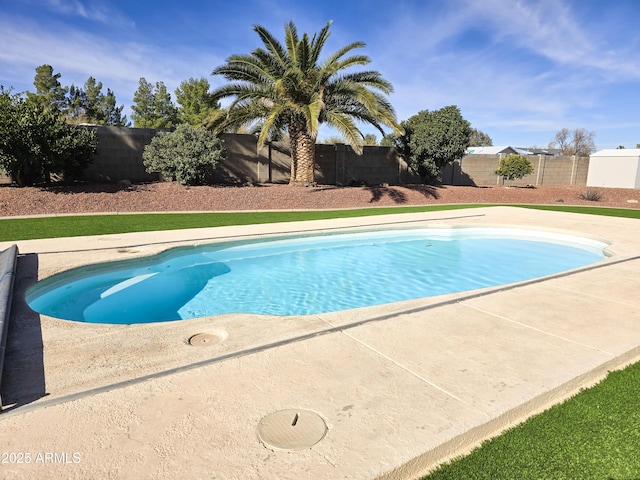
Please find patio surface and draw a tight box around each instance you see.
[1,206,640,479]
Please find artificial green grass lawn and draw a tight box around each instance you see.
[422,362,640,480]
[3,203,640,479]
[0,204,483,241]
[2,204,640,242]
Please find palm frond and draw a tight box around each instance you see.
[252,49,286,79]
[283,21,299,65]
[324,87,403,135]
[332,71,394,93]
[322,111,364,154]
[213,100,272,133]
[256,104,287,148]
[211,82,273,103]
[212,57,272,85]
[297,33,312,72]
[309,21,333,65]
[321,41,366,70]
[330,54,371,74]
[302,100,323,137]
[253,24,287,67]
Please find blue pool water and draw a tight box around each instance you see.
[26,228,609,324]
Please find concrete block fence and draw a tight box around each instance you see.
[0,126,588,187]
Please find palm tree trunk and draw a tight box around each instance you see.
[289,125,316,185]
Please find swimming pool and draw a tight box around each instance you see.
[26,227,609,324]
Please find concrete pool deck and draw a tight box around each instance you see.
[1,206,640,479]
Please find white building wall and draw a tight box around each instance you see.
[587,149,640,189]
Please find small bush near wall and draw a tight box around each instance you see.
[580,187,602,202]
[142,124,226,185]
[495,154,534,181]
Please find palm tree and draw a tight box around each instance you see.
[210,20,403,185]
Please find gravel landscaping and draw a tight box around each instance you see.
[1,182,640,217]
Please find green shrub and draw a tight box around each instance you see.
[396,105,472,184]
[0,89,97,186]
[495,154,534,181]
[142,124,225,185]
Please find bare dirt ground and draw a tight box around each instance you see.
[1,182,640,217]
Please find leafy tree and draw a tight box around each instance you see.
[321,133,376,145]
[395,105,472,184]
[495,154,534,181]
[142,124,225,185]
[131,78,178,128]
[67,76,129,126]
[320,135,346,144]
[549,127,596,156]
[363,133,378,146]
[210,20,402,185]
[0,88,22,178]
[26,64,68,112]
[0,89,97,186]
[469,128,493,146]
[175,77,220,126]
[380,133,395,147]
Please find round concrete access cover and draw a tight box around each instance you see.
[188,333,220,346]
[257,409,327,451]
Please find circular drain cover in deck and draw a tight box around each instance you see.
[188,333,220,346]
[257,409,327,451]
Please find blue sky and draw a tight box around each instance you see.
[1,0,639,149]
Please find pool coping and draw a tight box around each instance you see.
[1,206,640,479]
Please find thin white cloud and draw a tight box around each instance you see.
[361,0,638,145]
[460,0,640,80]
[0,15,223,112]
[44,0,109,22]
[22,0,135,27]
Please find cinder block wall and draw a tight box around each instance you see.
[0,126,590,187]
[455,155,502,185]
[211,133,269,184]
[84,126,160,182]
[448,154,588,187]
[315,144,338,184]
[345,145,405,185]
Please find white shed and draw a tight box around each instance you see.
[587,149,640,189]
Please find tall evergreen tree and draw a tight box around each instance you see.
[175,77,220,126]
[26,64,68,111]
[131,78,177,128]
[102,88,129,126]
[43,73,128,126]
[131,77,155,127]
[152,81,178,128]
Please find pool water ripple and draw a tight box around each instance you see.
[26,228,609,324]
